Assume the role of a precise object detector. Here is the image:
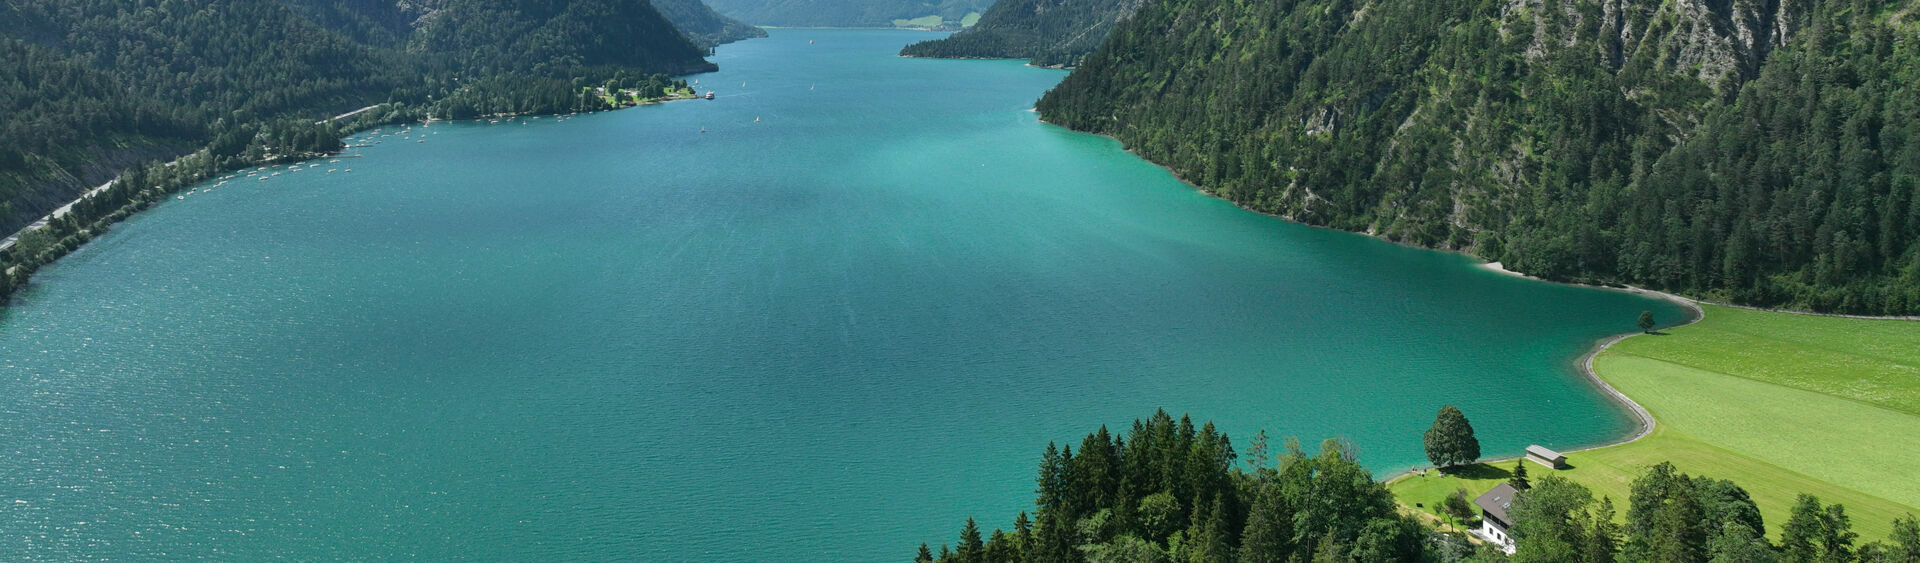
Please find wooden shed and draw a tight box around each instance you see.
[1525,445,1567,469]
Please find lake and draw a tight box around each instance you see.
[0,29,1688,559]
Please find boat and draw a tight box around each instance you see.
[755,117,761,123]
[705,92,715,100]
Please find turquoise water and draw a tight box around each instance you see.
[0,30,1687,559]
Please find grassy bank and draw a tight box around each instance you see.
[1391,304,1920,540]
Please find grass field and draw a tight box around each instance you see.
[1391,304,1920,541]
[892,15,945,28]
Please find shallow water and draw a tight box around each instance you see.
[0,29,1687,559]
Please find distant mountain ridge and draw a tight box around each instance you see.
[705,0,993,28]
[652,0,769,47]
[899,0,1140,67]
[1038,0,1920,314]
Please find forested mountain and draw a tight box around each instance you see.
[899,0,1140,67]
[653,0,769,46]
[406,0,714,74]
[705,0,994,28]
[1039,0,1920,315]
[0,0,418,235]
[0,0,714,237]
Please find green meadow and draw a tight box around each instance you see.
[1391,304,1920,540]
[892,15,945,28]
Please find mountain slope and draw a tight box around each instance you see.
[652,0,768,46]
[899,0,1141,67]
[704,0,994,28]
[0,0,713,238]
[0,0,416,234]
[1038,0,1920,315]
[407,0,715,74]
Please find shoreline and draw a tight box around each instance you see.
[2,85,709,302]
[1031,116,1722,480]
[898,53,1074,70]
[1029,118,1920,482]
[1372,263,1706,485]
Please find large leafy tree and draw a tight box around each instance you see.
[1509,475,1601,563]
[1422,405,1481,469]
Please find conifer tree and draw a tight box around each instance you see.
[1510,458,1531,490]
[1586,496,1620,563]
[957,518,983,563]
[1183,498,1231,563]
[983,529,1018,563]
[1238,482,1294,562]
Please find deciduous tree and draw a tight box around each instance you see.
[1423,406,1481,469]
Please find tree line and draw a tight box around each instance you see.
[1036,0,1920,315]
[917,410,1920,562]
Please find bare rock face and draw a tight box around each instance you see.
[1506,0,1810,93]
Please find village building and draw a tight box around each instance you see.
[1472,483,1520,554]
[1526,444,1568,469]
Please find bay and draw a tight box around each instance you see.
[0,29,1687,559]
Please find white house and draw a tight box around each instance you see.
[1472,483,1520,554]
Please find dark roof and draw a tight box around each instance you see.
[1474,483,1520,527]
[1526,445,1567,461]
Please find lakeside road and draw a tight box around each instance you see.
[0,177,122,256]
[6,105,384,257]
[2,152,198,258]
[315,104,380,125]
